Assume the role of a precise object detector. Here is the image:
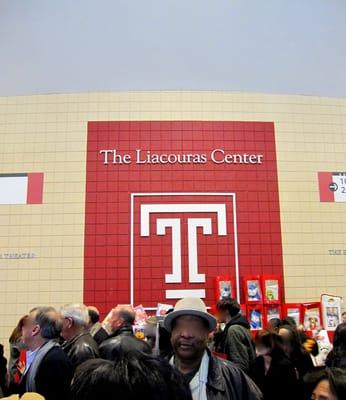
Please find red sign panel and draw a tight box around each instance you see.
[318,171,346,202]
[84,121,284,314]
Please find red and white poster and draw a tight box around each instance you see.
[318,172,346,202]
[0,173,44,205]
[84,121,284,314]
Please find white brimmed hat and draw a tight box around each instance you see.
[163,297,217,332]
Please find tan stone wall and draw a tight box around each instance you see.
[0,91,345,355]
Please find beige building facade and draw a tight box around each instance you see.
[0,91,345,350]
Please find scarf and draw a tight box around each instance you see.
[170,350,209,400]
[24,340,59,392]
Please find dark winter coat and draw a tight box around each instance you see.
[249,355,298,400]
[214,313,256,373]
[204,350,262,400]
[93,324,133,345]
[18,346,73,400]
[61,331,99,369]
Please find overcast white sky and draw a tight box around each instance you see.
[1,0,345,97]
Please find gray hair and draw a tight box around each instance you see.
[61,303,90,327]
[30,306,62,339]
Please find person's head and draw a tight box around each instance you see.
[332,322,346,354]
[9,314,29,344]
[87,306,100,327]
[71,352,192,400]
[21,306,62,350]
[164,298,216,364]
[305,367,346,400]
[281,316,297,328]
[60,303,90,340]
[278,324,303,357]
[216,298,240,323]
[266,318,282,333]
[255,330,286,359]
[99,335,152,361]
[341,312,346,324]
[104,305,136,333]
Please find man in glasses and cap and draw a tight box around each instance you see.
[164,297,262,400]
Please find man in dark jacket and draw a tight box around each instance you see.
[18,306,73,400]
[214,298,256,373]
[92,305,135,345]
[60,303,99,369]
[164,297,262,400]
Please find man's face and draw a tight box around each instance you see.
[21,313,40,349]
[278,327,290,340]
[342,313,346,323]
[171,315,209,361]
[278,328,291,354]
[103,305,134,333]
[109,310,124,331]
[256,343,270,357]
[311,379,336,400]
[61,315,73,340]
[216,309,228,324]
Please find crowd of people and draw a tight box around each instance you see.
[0,297,345,400]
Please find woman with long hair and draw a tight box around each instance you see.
[325,322,346,368]
[278,324,314,380]
[249,330,298,400]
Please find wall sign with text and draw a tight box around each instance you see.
[84,121,284,313]
[318,172,346,202]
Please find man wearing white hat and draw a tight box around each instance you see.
[164,297,262,400]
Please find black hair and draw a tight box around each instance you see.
[304,367,346,400]
[72,352,192,400]
[267,318,282,331]
[216,298,240,317]
[99,336,152,361]
[281,316,297,328]
[326,322,346,367]
[118,309,135,326]
[88,308,100,325]
[255,330,286,361]
[279,324,308,366]
[333,323,346,355]
[30,306,62,339]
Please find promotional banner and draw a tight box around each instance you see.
[84,121,284,313]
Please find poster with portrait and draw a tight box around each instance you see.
[215,276,234,301]
[156,303,174,317]
[321,294,342,331]
[284,303,302,326]
[244,276,262,304]
[303,302,322,331]
[247,305,264,330]
[263,275,281,304]
[264,305,281,325]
